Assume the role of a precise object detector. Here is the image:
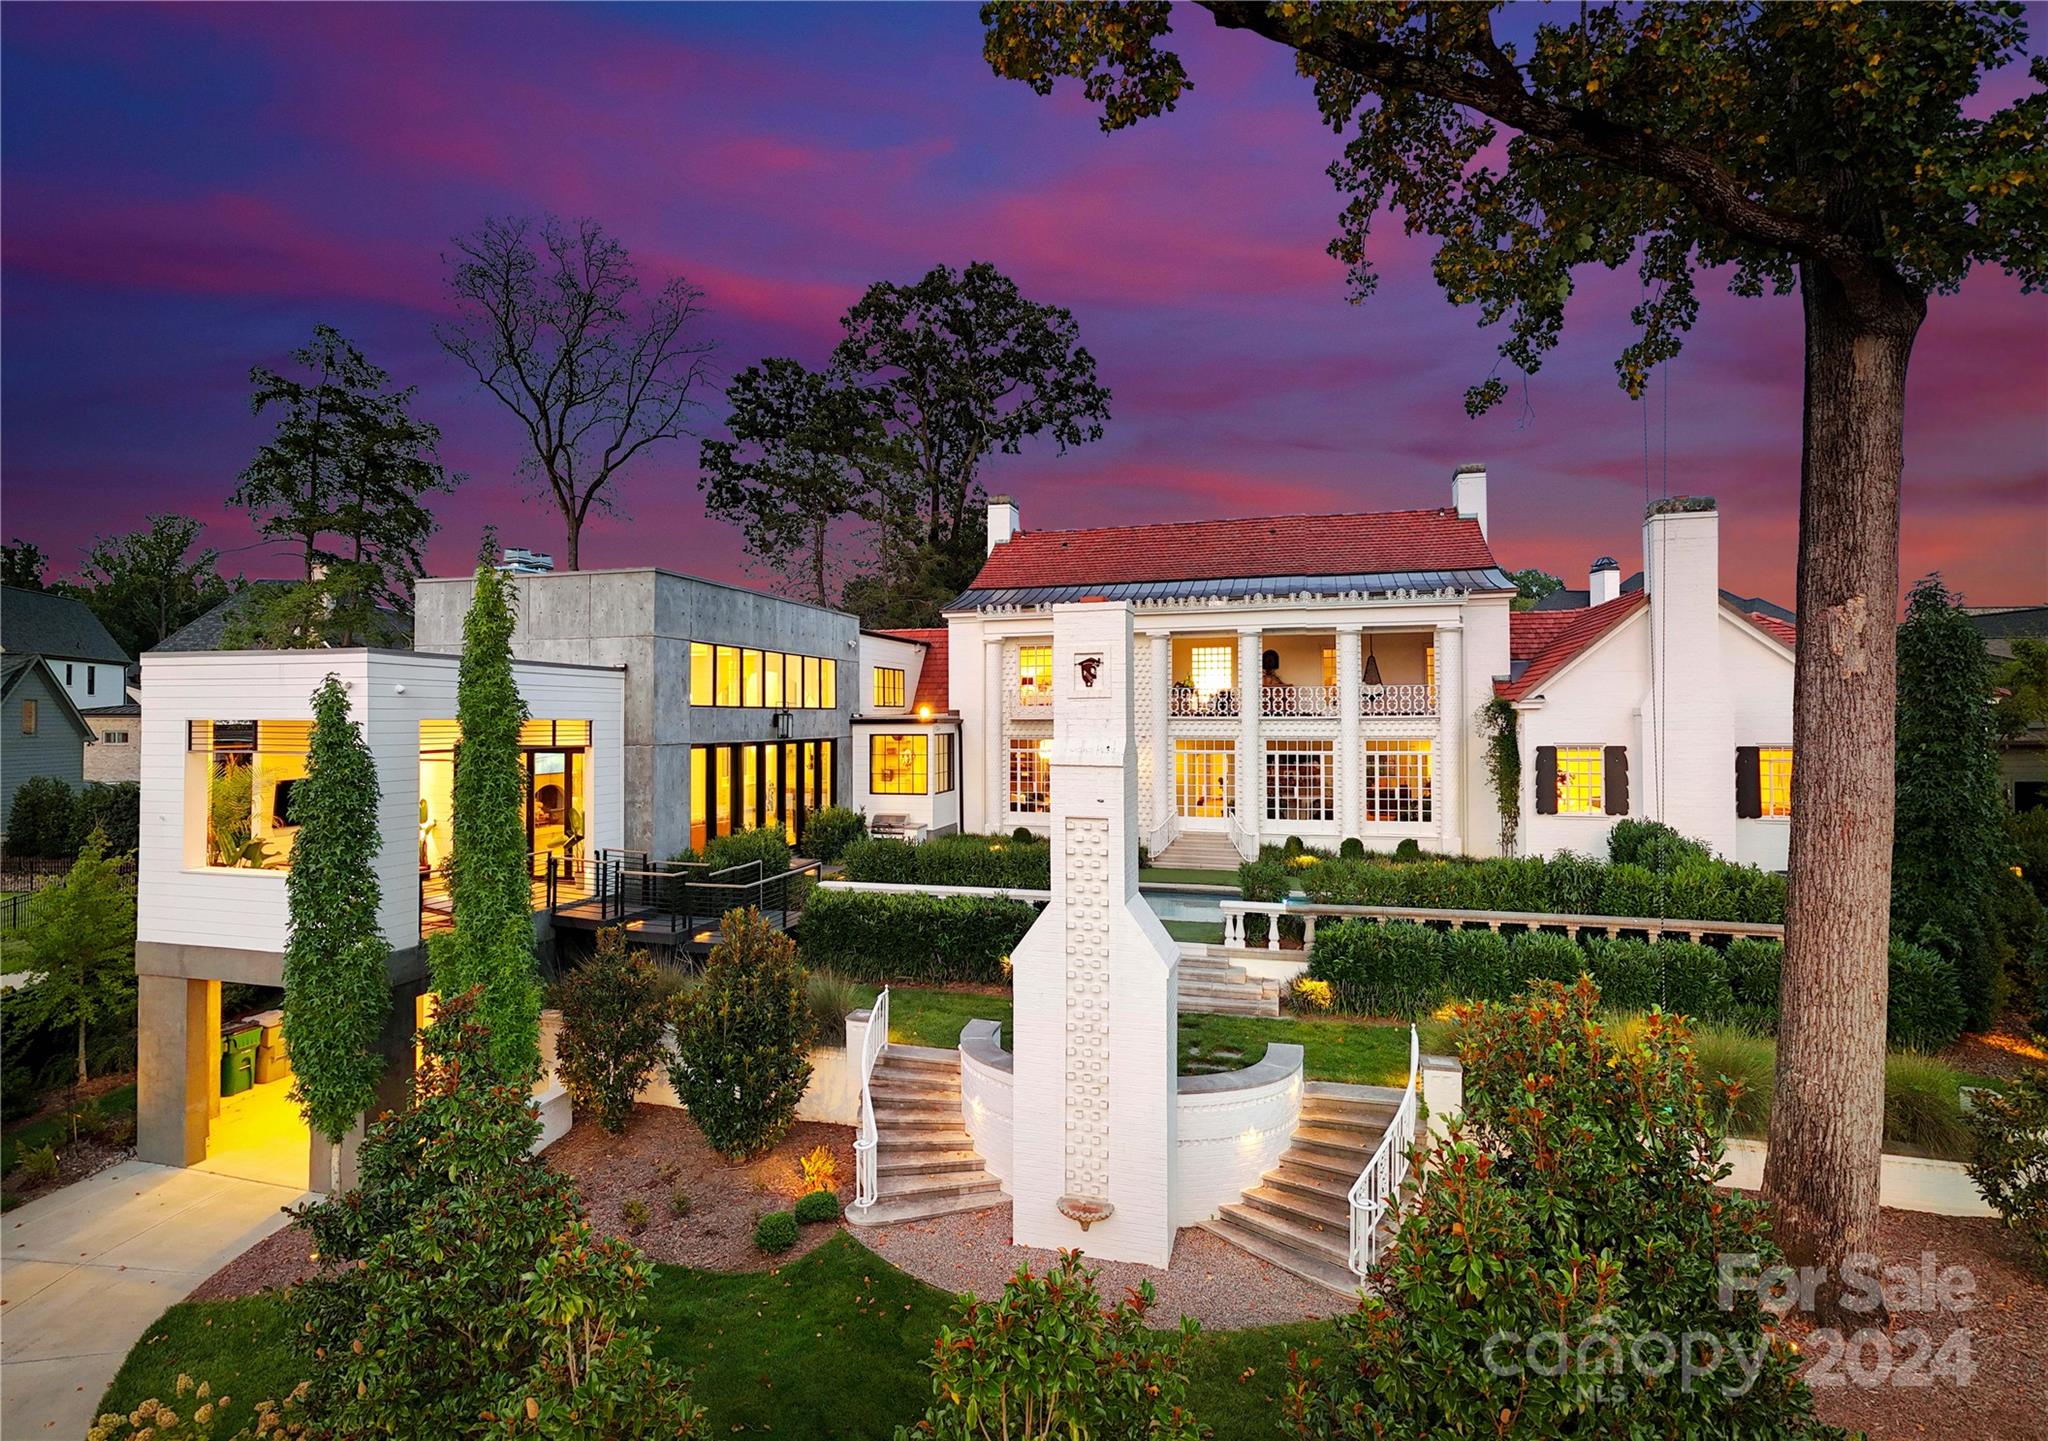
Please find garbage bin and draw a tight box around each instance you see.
[220,1023,260,1097]
[252,1008,291,1085]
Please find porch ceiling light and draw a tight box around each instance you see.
[1363,633,1384,687]
[917,703,932,721]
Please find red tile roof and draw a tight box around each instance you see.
[1745,611,1797,649]
[966,508,1498,590]
[875,628,949,712]
[1497,592,1648,701]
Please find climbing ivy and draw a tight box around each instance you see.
[282,674,391,1143]
[428,561,540,1080]
[1479,697,1521,855]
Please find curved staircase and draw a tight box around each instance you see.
[1199,1082,1399,1296]
[848,1044,1004,1226]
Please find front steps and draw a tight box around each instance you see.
[848,1044,1005,1227]
[1199,1082,1398,1296]
[1176,950,1282,1017]
[1151,833,1244,871]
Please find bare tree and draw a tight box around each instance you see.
[438,216,716,570]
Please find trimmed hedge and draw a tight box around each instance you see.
[799,805,866,862]
[841,834,1051,890]
[797,888,1037,984]
[1887,939,1968,1052]
[1296,850,1787,925]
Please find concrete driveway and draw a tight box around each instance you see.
[1,1161,305,1439]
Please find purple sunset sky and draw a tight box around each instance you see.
[4,3,2044,609]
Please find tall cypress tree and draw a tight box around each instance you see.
[428,561,540,1079]
[282,674,391,1151]
[1893,576,2007,1031]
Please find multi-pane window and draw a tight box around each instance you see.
[933,733,955,793]
[187,720,314,870]
[1553,746,1604,815]
[1008,738,1051,813]
[1321,647,1337,687]
[102,729,130,744]
[691,739,836,849]
[19,699,36,735]
[690,644,839,709]
[1362,740,1433,823]
[871,735,928,794]
[1760,747,1793,818]
[1175,738,1235,818]
[716,646,741,706]
[1265,739,1334,822]
[1186,644,1233,697]
[1018,646,1053,705]
[742,649,764,707]
[874,666,905,709]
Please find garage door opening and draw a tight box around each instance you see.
[194,996,309,1189]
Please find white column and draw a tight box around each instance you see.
[1336,624,1363,843]
[983,635,1005,833]
[1237,628,1262,853]
[1435,624,1464,855]
[1146,631,1171,844]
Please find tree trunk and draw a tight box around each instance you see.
[1763,260,1924,1326]
[562,511,582,572]
[811,519,829,609]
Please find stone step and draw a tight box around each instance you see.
[1276,1145,1370,1183]
[1178,997,1280,1018]
[1215,1200,1350,1266]
[877,1149,987,1176]
[874,1128,977,1152]
[1296,1108,1394,1143]
[874,1105,963,1129]
[1242,1181,1350,1231]
[873,1060,960,1084]
[1263,1162,1357,1206]
[878,1170,1003,1202]
[1197,1216,1362,1298]
[1291,1124,1377,1157]
[870,1079,960,1104]
[847,1188,1008,1228]
[881,1043,962,1066]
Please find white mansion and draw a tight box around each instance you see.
[852,467,1798,871]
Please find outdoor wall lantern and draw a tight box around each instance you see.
[771,706,795,737]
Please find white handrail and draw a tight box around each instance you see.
[1348,1024,1420,1276]
[851,987,890,1214]
[1217,897,1784,944]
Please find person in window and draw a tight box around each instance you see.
[1261,649,1283,689]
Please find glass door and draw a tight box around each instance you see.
[1174,739,1236,831]
[526,750,578,874]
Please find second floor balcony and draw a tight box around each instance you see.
[1166,681,1437,719]
[1165,629,1440,721]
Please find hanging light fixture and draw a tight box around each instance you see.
[1362,632,1383,687]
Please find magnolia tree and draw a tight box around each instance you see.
[281,674,391,1177]
[981,0,2046,1320]
[428,560,541,1080]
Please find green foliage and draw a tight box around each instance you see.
[204,759,260,868]
[12,1142,58,1187]
[793,1189,841,1224]
[753,1211,798,1253]
[2,538,48,589]
[280,675,390,1144]
[1880,1051,1974,1161]
[69,513,233,658]
[1478,697,1521,853]
[1010,826,1036,844]
[1992,637,2048,741]
[1989,862,2047,1017]
[1608,818,1712,872]
[800,805,868,862]
[4,833,136,1098]
[1305,920,1445,1016]
[1441,928,1513,1002]
[1598,860,1661,918]
[670,1187,692,1217]
[73,782,140,858]
[842,833,1051,889]
[1390,837,1421,862]
[1507,567,1564,610]
[805,969,861,1042]
[1582,936,1659,1013]
[230,325,455,643]
[1236,851,1296,947]
[798,889,1036,986]
[288,989,702,1440]
[1894,576,2010,1030]
[6,776,79,858]
[1511,930,1585,989]
[1724,936,1785,1029]
[1338,836,1366,860]
[1656,940,1735,1023]
[1966,1071,2048,1272]
[1283,981,1835,1439]
[1297,849,1785,925]
[668,908,815,1160]
[429,561,540,1081]
[896,1249,1203,1441]
[549,928,671,1135]
[1886,939,1968,1052]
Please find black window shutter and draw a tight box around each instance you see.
[1735,746,1762,819]
[1603,746,1630,815]
[1534,747,1559,816]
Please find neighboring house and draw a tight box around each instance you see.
[1531,564,1797,626]
[152,579,413,653]
[1966,603,2048,812]
[83,673,143,784]
[1,653,95,824]
[852,627,962,839]
[0,584,131,711]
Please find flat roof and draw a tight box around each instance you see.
[141,645,626,675]
[417,566,858,622]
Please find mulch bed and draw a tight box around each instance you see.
[1780,1206,2047,1441]
[1,1136,135,1210]
[1938,1015,2046,1084]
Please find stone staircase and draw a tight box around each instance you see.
[1176,948,1281,1016]
[1199,1082,1398,1295]
[1151,833,1244,871]
[847,1044,1006,1227]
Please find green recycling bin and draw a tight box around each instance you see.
[220,1024,260,1097]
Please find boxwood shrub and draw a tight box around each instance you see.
[1306,920,1445,1015]
[840,834,1051,890]
[799,805,867,862]
[797,888,1037,984]
[1442,928,1514,1001]
[1887,939,1968,1052]
[753,1211,798,1252]
[793,1188,842,1224]
[1296,849,1787,926]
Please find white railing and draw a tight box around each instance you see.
[1349,1024,1420,1275]
[1359,683,1436,717]
[851,987,890,1215]
[1260,684,1342,717]
[1144,812,1182,861]
[1218,897,1785,949]
[1169,688,1239,718]
[1012,685,1052,714]
[1227,813,1258,862]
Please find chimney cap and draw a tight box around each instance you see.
[1644,495,1716,519]
[1591,556,1619,573]
[989,494,1015,506]
[1452,461,1487,476]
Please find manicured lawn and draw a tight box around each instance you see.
[2,1081,135,1171]
[98,1234,1338,1440]
[863,984,1012,1050]
[1141,866,1242,887]
[1163,917,1226,945]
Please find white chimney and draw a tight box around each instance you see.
[987,494,1020,554]
[1451,464,1488,540]
[1589,555,1621,606]
[1641,496,1735,855]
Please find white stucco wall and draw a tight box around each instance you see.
[1724,615,1796,871]
[1515,610,1649,859]
[959,1019,1015,1191]
[1170,1044,1303,1227]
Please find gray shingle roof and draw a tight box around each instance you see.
[948,567,1516,612]
[1529,572,1793,625]
[0,586,129,663]
[152,581,412,651]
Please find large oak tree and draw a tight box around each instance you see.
[982,0,2045,1317]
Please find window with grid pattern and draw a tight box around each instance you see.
[873,667,905,708]
[1186,644,1233,697]
[870,735,927,794]
[1265,739,1334,822]
[1008,738,1051,812]
[1760,747,1793,818]
[933,733,955,793]
[1018,646,1052,704]
[1363,740,1433,823]
[1553,746,1604,815]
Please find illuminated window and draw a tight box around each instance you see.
[1363,740,1433,823]
[691,747,709,850]
[1186,644,1233,698]
[690,643,712,706]
[765,651,784,708]
[19,699,35,735]
[1265,739,1334,822]
[743,649,764,707]
[715,746,733,836]
[715,646,741,707]
[874,666,905,709]
[803,655,821,708]
[933,733,955,793]
[871,735,928,794]
[1554,746,1604,816]
[1018,646,1052,705]
[1008,737,1051,813]
[1175,738,1235,819]
[822,658,837,709]
[1760,747,1793,818]
[189,719,312,870]
[1321,647,1337,687]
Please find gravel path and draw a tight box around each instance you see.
[857,1202,1353,1329]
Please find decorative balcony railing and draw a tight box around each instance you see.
[1359,683,1436,717]
[1012,686,1052,714]
[1161,682,1438,720]
[1168,688,1239,718]
[1261,684,1343,717]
